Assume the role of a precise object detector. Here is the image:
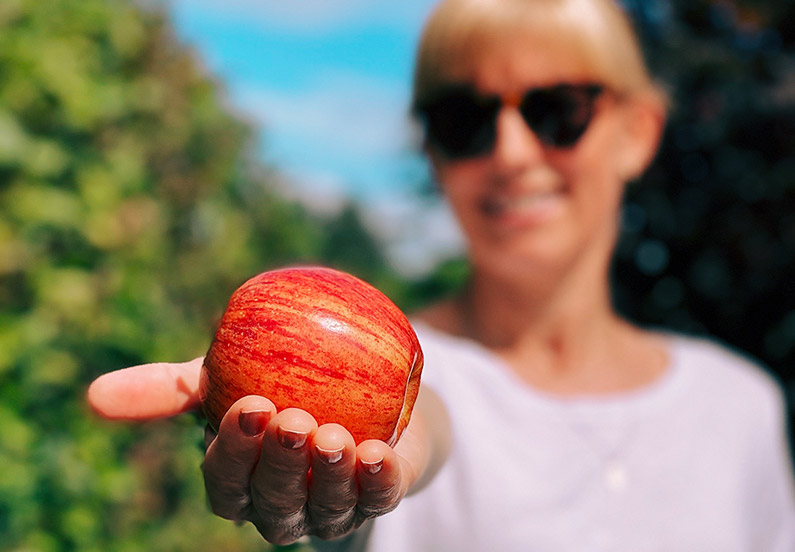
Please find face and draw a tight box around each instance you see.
[430,36,656,283]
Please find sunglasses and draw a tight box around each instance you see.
[415,83,605,160]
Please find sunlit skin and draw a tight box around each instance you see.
[422,35,669,394]
[436,42,626,285]
[87,29,666,547]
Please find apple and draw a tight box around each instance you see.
[199,266,424,446]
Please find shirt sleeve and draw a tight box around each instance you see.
[748,377,795,551]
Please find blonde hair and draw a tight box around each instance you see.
[412,0,662,110]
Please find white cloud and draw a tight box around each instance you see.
[233,71,413,158]
[363,193,466,278]
[268,171,349,217]
[227,70,426,205]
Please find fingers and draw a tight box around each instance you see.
[249,408,318,545]
[307,424,358,539]
[203,395,276,521]
[204,425,218,450]
[87,357,203,420]
[355,440,407,523]
[247,421,406,544]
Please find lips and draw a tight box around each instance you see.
[481,184,567,225]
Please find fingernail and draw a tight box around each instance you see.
[238,410,269,437]
[277,427,308,449]
[316,445,345,464]
[361,458,383,474]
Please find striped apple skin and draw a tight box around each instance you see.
[200,266,424,445]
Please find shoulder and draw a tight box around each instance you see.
[410,299,471,358]
[671,332,786,421]
[408,314,502,394]
[410,316,486,368]
[672,333,779,389]
[411,298,462,338]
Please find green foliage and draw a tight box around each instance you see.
[0,0,374,549]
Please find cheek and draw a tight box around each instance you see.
[552,124,628,199]
[435,164,485,215]
[440,185,481,235]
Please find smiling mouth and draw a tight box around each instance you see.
[482,188,566,219]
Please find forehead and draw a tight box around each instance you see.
[460,36,600,93]
[414,0,647,102]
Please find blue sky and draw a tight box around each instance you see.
[165,0,463,276]
[168,0,436,204]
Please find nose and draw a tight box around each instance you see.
[491,106,545,173]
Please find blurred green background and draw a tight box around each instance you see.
[0,0,793,550]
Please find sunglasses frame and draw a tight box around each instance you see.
[415,83,606,160]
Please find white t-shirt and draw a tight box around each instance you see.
[317,324,795,552]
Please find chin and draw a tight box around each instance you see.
[471,233,594,284]
[475,245,563,279]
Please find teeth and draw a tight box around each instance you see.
[507,192,556,208]
[486,191,561,215]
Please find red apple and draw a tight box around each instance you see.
[199,266,424,446]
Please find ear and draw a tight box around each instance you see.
[615,91,667,181]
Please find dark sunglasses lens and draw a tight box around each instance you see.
[422,90,498,159]
[521,85,602,147]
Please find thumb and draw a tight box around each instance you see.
[87,357,204,420]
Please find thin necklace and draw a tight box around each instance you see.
[560,403,639,493]
[456,288,649,492]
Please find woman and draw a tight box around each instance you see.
[88,0,795,550]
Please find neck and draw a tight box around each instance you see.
[462,261,618,352]
[424,248,666,395]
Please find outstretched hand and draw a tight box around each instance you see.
[87,359,435,545]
